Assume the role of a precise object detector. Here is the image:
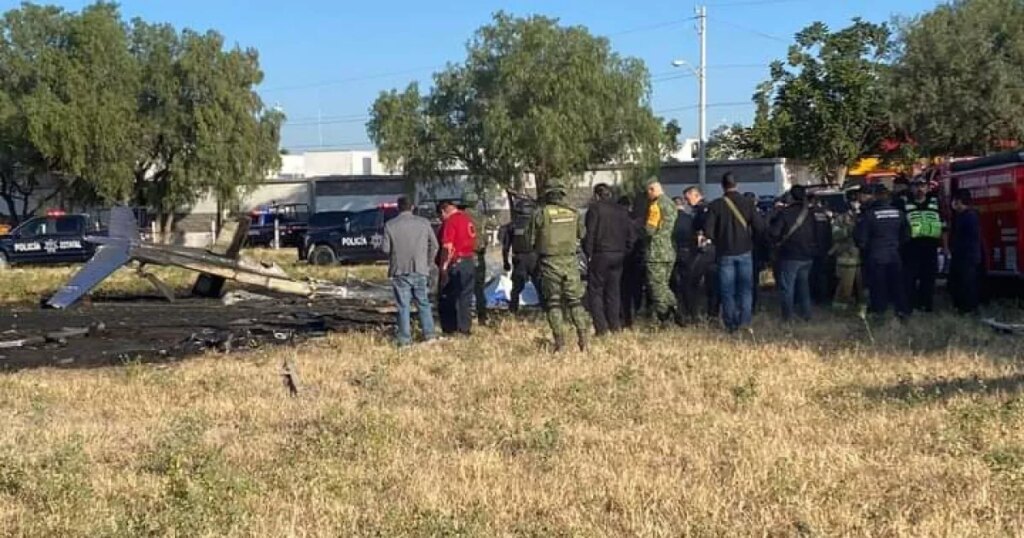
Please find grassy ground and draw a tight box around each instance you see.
[2,258,1024,536]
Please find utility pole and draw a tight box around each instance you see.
[698,4,707,191]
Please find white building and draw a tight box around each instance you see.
[270,149,399,179]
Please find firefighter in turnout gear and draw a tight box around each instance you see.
[462,191,491,325]
[500,194,542,313]
[830,185,862,311]
[644,179,679,324]
[526,180,591,352]
[901,178,945,312]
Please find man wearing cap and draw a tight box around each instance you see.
[855,183,911,321]
[462,191,491,325]
[901,178,945,313]
[644,178,679,326]
[437,199,478,335]
[527,180,590,352]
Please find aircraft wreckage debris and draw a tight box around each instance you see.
[0,296,394,370]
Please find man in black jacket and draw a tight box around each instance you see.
[770,185,818,321]
[809,194,835,305]
[949,189,983,314]
[704,173,767,333]
[585,184,635,335]
[855,184,911,320]
[672,188,716,324]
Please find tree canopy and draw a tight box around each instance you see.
[368,12,669,194]
[0,2,281,224]
[889,0,1024,157]
[750,19,891,182]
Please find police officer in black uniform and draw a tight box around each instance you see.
[855,183,911,320]
[809,193,834,305]
[901,178,944,312]
[500,195,542,314]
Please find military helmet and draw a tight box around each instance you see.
[543,178,568,196]
[462,191,479,204]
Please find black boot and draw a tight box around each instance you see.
[553,333,566,353]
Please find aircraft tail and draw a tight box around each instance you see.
[107,206,140,242]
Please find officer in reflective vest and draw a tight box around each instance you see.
[526,181,590,352]
[500,195,542,313]
[901,178,945,313]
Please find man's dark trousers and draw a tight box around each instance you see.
[903,240,938,312]
[439,258,475,334]
[588,252,625,335]
[673,249,712,322]
[865,260,909,317]
[510,253,541,312]
[949,262,981,314]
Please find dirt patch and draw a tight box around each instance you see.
[0,295,395,371]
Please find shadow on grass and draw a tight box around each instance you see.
[862,373,1024,404]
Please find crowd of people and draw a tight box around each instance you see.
[380,172,986,350]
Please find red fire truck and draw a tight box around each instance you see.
[944,150,1024,280]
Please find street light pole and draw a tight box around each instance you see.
[698,4,707,191]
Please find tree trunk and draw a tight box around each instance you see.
[833,165,848,186]
[160,212,176,245]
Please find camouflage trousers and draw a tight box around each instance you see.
[475,250,488,324]
[833,263,861,310]
[539,256,591,345]
[646,262,677,318]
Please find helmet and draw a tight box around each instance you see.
[462,191,479,204]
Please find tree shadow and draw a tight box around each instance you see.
[862,373,1024,404]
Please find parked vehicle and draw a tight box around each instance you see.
[247,203,309,248]
[943,150,1024,280]
[299,205,400,265]
[0,212,104,269]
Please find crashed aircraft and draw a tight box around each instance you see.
[46,206,340,309]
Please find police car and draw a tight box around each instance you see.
[0,212,102,269]
[298,205,399,265]
[247,203,309,248]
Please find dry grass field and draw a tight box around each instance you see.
[2,253,1024,536]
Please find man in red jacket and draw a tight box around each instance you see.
[437,200,477,335]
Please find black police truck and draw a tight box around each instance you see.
[0,213,103,269]
[298,205,400,265]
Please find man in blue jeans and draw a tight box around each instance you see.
[703,173,766,333]
[770,185,818,322]
[381,196,439,346]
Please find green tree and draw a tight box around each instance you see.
[0,2,138,220]
[706,122,762,160]
[890,0,1024,156]
[130,21,282,233]
[368,12,664,194]
[752,19,891,182]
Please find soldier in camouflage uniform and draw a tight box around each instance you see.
[644,179,679,324]
[462,191,490,325]
[526,181,590,352]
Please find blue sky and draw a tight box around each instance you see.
[24,0,941,151]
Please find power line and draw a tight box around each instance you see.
[710,17,790,43]
[656,101,754,114]
[706,0,812,7]
[261,65,441,94]
[608,16,698,37]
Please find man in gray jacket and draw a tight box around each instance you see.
[381,196,439,346]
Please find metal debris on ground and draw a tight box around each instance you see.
[982,318,1024,335]
[1,296,395,370]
